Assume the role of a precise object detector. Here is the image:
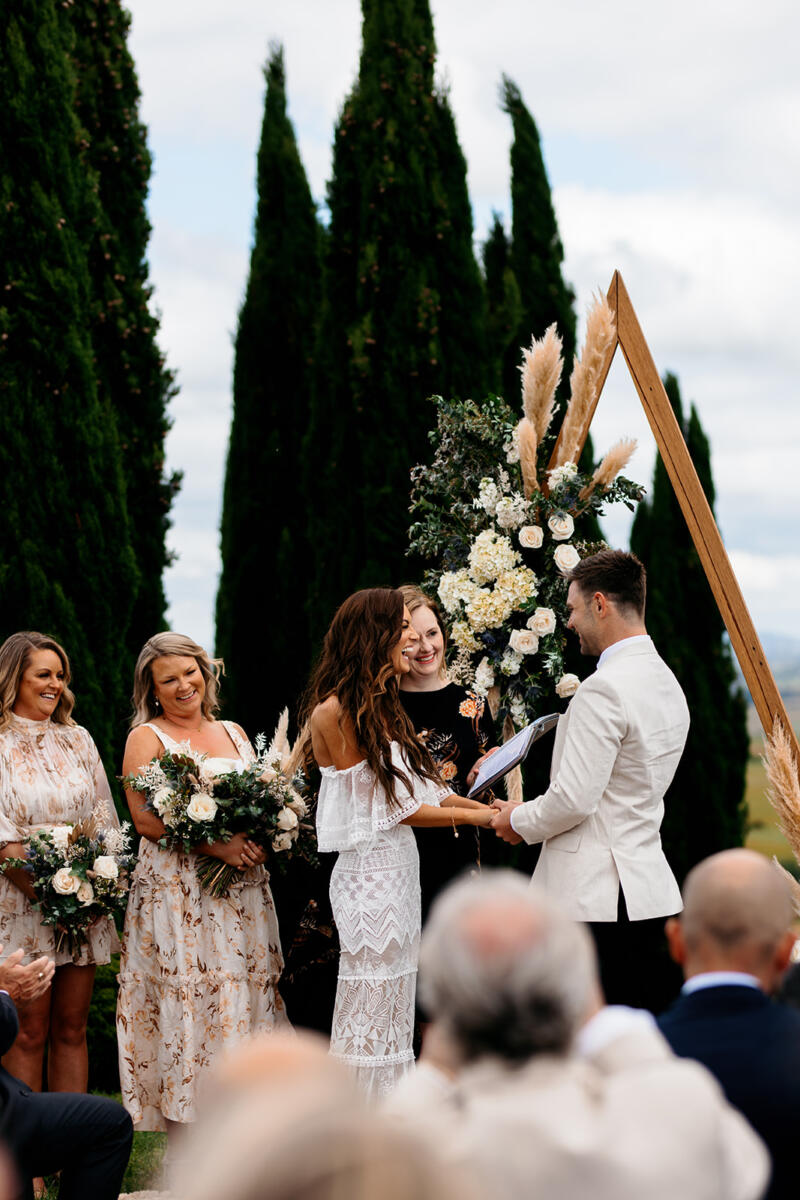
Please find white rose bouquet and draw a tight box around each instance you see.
[0,815,134,956]
[409,296,644,731]
[124,717,316,898]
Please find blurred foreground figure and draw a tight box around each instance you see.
[174,1030,475,1200]
[660,849,800,1199]
[390,870,768,1200]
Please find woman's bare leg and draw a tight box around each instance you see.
[47,963,96,1092]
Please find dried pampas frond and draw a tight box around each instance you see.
[502,714,523,805]
[519,324,563,443]
[773,857,800,920]
[578,437,638,502]
[555,294,616,467]
[763,718,800,870]
[487,686,501,721]
[283,721,309,780]
[268,707,290,763]
[517,418,539,498]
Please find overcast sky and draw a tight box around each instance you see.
[126,0,800,654]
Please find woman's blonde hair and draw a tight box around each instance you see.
[131,632,224,728]
[0,632,76,729]
[398,584,448,675]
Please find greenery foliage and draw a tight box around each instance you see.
[630,373,748,881]
[216,44,321,735]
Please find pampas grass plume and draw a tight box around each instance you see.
[578,437,638,502]
[519,324,563,443]
[555,294,615,467]
[517,418,539,499]
[763,718,800,915]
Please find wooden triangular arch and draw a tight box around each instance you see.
[550,270,797,758]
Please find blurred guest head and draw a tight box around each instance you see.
[0,631,75,728]
[175,1030,473,1200]
[666,848,796,992]
[419,869,597,1065]
[131,631,223,726]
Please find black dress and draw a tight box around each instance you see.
[399,682,496,922]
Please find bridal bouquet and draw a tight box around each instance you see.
[409,295,645,731]
[124,714,316,898]
[0,816,135,956]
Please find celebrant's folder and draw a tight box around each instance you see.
[466,712,559,799]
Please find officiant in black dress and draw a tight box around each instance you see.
[398,586,499,922]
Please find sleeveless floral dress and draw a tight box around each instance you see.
[116,721,288,1129]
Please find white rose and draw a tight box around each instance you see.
[272,831,293,853]
[287,796,308,818]
[52,867,81,895]
[527,607,556,637]
[92,855,119,880]
[276,807,299,831]
[186,793,218,823]
[555,673,581,699]
[201,756,242,780]
[553,544,581,573]
[77,880,95,906]
[518,525,543,550]
[508,629,539,655]
[48,825,72,854]
[152,786,174,815]
[548,512,574,541]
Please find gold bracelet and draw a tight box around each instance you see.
[451,808,459,839]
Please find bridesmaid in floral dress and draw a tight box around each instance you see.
[0,631,120,1097]
[116,632,287,1137]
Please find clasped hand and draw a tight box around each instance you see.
[489,797,524,845]
[0,943,55,1002]
[213,833,266,870]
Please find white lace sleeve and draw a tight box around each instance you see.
[316,742,444,851]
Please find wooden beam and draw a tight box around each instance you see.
[545,273,620,477]
[614,271,797,750]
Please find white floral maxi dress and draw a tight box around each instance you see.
[317,742,446,1098]
[0,713,120,966]
[116,722,289,1130]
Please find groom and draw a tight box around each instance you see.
[491,550,689,1011]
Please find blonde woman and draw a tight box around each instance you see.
[116,632,288,1138]
[0,632,120,1097]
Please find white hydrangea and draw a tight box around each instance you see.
[509,694,528,727]
[438,568,474,614]
[495,493,529,530]
[547,462,578,491]
[465,587,515,632]
[475,477,500,516]
[500,649,524,676]
[495,567,538,607]
[451,620,481,652]
[504,429,520,464]
[468,530,520,585]
[473,657,495,697]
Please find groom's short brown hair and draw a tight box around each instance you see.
[568,550,646,617]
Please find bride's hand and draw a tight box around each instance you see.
[470,805,495,828]
[208,833,265,869]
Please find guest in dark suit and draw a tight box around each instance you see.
[658,848,800,1200]
[0,945,132,1200]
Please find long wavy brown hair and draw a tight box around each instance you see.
[0,632,76,730]
[302,588,441,804]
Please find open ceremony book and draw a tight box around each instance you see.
[467,712,560,799]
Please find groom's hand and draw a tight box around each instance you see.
[491,798,524,844]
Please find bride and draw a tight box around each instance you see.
[305,588,493,1097]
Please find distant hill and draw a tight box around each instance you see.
[733,631,800,739]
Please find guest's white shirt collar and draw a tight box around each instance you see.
[681,971,762,995]
[597,634,651,669]
[574,1004,656,1058]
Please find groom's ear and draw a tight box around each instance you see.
[665,916,686,966]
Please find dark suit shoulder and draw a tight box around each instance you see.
[0,993,19,1057]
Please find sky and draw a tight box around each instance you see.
[126,0,800,654]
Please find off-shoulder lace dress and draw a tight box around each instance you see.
[0,713,120,966]
[317,742,446,1098]
[116,721,289,1130]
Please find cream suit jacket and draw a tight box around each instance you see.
[512,636,689,921]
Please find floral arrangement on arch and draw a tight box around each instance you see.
[409,294,645,731]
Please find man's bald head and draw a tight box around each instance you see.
[670,849,795,982]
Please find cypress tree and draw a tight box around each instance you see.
[306,0,487,642]
[0,0,137,770]
[215,45,321,737]
[483,213,522,396]
[630,373,748,883]
[501,76,576,409]
[68,0,178,659]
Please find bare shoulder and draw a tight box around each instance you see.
[310,695,342,735]
[122,724,163,775]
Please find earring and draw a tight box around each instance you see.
[153,696,160,710]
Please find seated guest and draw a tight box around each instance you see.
[659,848,800,1200]
[0,945,131,1200]
[389,869,768,1200]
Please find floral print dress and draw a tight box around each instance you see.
[116,721,288,1130]
[0,713,120,966]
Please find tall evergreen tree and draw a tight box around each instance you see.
[68,0,178,659]
[306,0,487,642]
[215,45,320,737]
[501,76,576,410]
[483,213,521,396]
[0,0,137,769]
[630,373,748,883]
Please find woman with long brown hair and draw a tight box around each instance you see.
[306,588,493,1097]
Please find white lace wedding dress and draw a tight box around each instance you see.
[317,742,447,1098]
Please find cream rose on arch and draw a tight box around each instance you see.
[527,607,556,637]
[508,629,539,655]
[554,544,581,573]
[52,868,81,896]
[555,674,581,699]
[519,525,543,550]
[548,513,574,541]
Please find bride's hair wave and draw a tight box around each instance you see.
[302,587,441,805]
